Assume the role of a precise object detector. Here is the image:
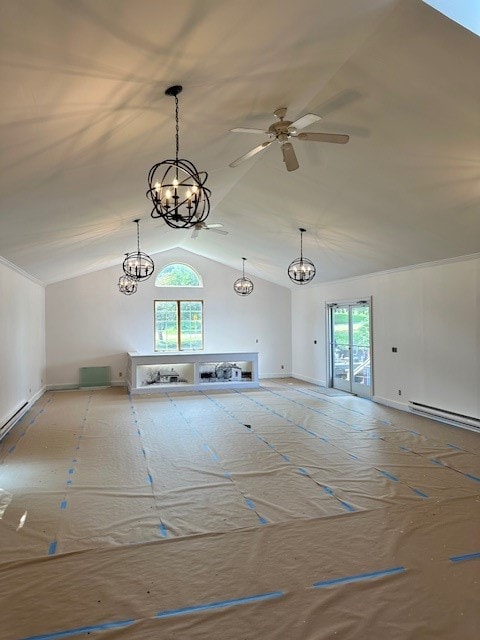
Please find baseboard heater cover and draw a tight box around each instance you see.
[409,401,480,432]
[79,366,111,388]
[0,400,28,440]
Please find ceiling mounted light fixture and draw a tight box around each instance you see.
[288,228,316,284]
[234,257,254,296]
[123,219,154,282]
[118,273,138,296]
[147,85,211,229]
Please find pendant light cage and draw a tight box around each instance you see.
[234,257,254,296]
[118,273,138,295]
[123,219,155,282]
[288,228,316,285]
[147,85,211,229]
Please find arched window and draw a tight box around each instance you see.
[155,263,203,287]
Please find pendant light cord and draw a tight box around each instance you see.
[175,94,180,164]
[136,220,140,252]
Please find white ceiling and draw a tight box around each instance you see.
[0,0,479,286]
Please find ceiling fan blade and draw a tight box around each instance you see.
[230,127,266,135]
[205,223,224,229]
[229,140,272,167]
[209,228,229,235]
[290,113,321,131]
[297,132,349,144]
[191,227,200,239]
[281,142,299,172]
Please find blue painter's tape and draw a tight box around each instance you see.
[224,471,232,479]
[430,458,444,466]
[75,446,80,451]
[142,448,146,457]
[465,473,480,483]
[147,473,153,484]
[245,498,256,510]
[68,468,74,475]
[298,467,309,476]
[66,480,72,486]
[159,523,168,538]
[348,453,359,460]
[320,436,329,443]
[411,487,428,498]
[137,429,141,436]
[204,444,219,462]
[409,430,420,436]
[399,446,411,452]
[323,486,334,496]
[313,566,406,588]
[281,454,291,463]
[60,500,67,510]
[20,618,135,640]
[450,551,480,563]
[446,443,463,451]
[378,470,399,482]
[156,590,284,619]
[339,500,356,512]
[48,541,57,556]
[258,516,268,525]
[8,445,15,453]
[72,458,77,463]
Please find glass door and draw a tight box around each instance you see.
[330,302,372,397]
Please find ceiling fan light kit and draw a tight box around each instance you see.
[234,257,254,296]
[229,107,349,172]
[122,219,155,282]
[288,228,316,285]
[147,85,211,229]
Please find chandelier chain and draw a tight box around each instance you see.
[175,94,180,164]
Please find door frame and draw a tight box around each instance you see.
[325,297,373,398]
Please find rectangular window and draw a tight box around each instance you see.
[154,300,203,351]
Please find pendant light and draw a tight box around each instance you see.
[288,228,316,284]
[234,257,254,296]
[118,273,137,295]
[146,85,211,229]
[123,219,154,281]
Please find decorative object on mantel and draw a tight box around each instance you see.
[234,257,254,296]
[123,219,154,282]
[288,228,316,284]
[146,85,211,229]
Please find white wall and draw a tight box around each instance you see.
[0,258,45,430]
[46,248,292,387]
[292,255,480,419]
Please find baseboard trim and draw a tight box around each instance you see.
[260,373,292,379]
[291,373,327,387]
[372,395,409,412]
[0,386,46,440]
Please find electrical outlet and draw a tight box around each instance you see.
[255,339,259,343]
[398,389,402,396]
[281,365,284,370]
[119,372,123,377]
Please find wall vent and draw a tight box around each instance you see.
[409,401,480,433]
[79,366,111,388]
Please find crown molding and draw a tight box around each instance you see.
[0,255,45,287]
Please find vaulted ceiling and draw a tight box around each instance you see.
[0,0,478,286]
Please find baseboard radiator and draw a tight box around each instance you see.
[0,400,28,441]
[79,366,111,388]
[409,401,480,433]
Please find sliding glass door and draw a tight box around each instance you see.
[330,301,372,397]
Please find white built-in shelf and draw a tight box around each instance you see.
[127,352,259,394]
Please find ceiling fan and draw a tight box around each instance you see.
[191,221,228,239]
[229,108,349,172]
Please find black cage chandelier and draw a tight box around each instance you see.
[288,228,316,284]
[234,257,254,296]
[118,273,138,295]
[146,85,211,229]
[123,219,154,282]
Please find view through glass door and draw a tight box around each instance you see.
[330,302,372,397]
